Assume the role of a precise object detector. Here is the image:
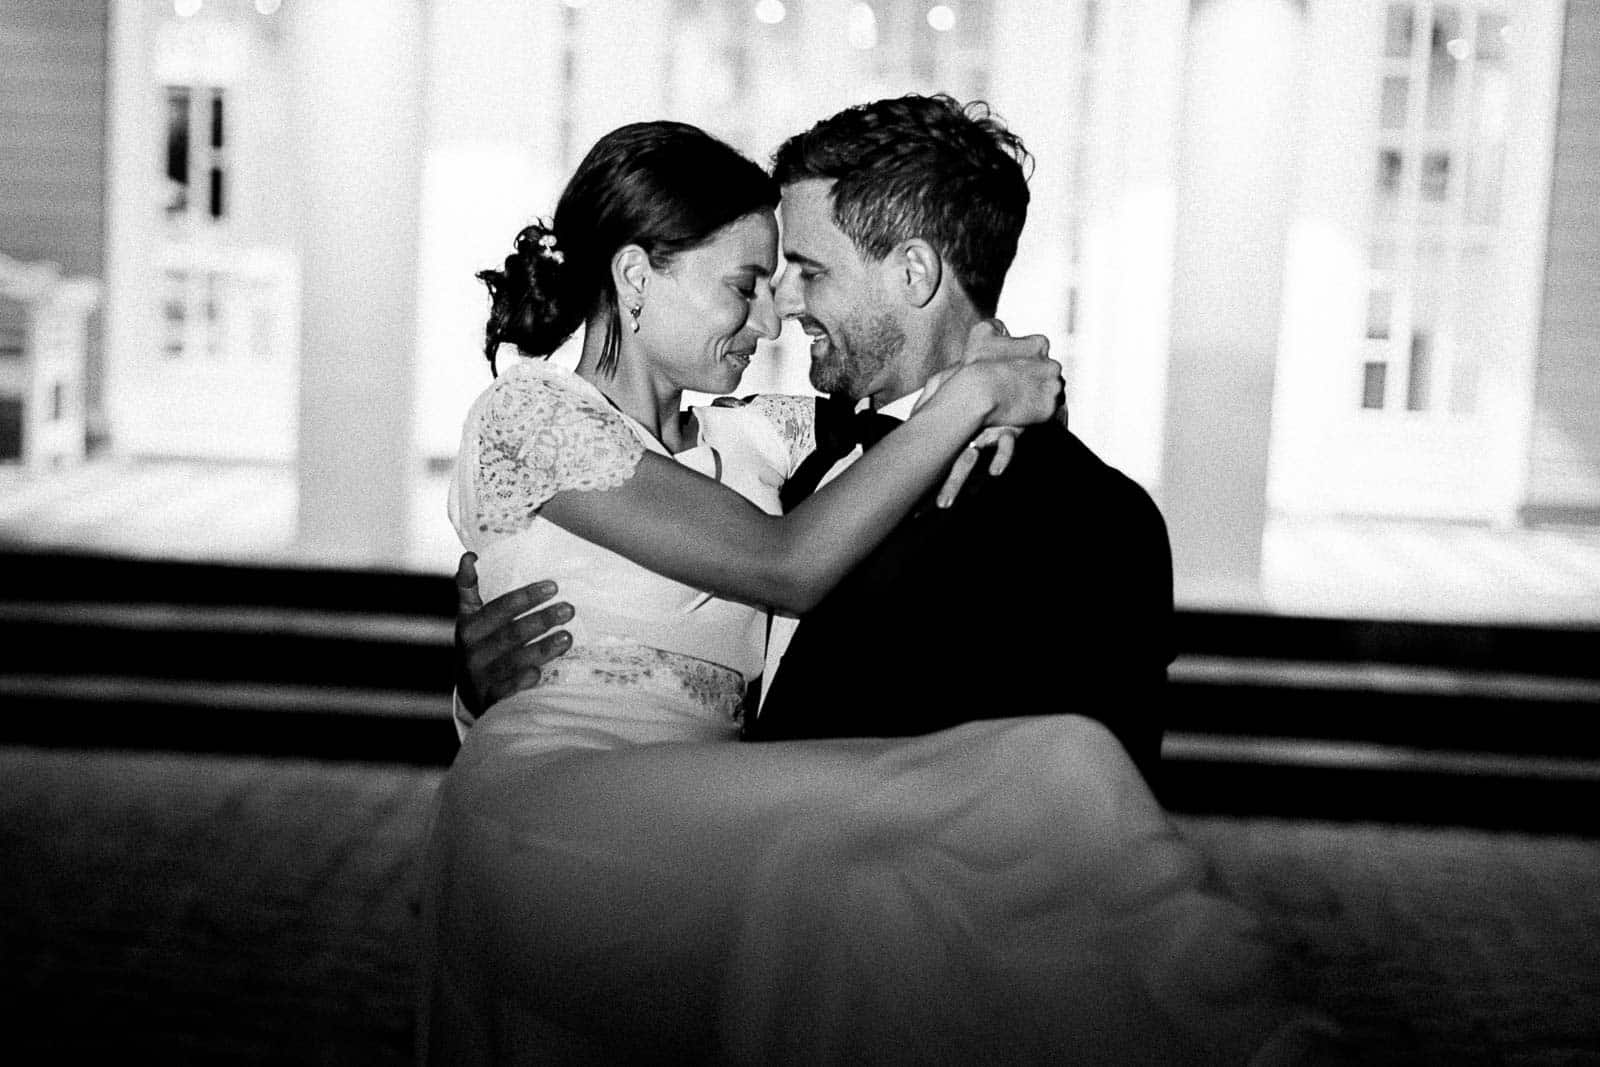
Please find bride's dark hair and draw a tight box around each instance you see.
[478,121,778,376]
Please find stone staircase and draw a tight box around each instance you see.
[0,550,459,763]
[3,549,1597,831]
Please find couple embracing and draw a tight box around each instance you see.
[420,95,1341,1064]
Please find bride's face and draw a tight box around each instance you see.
[638,211,780,396]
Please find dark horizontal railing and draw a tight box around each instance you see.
[3,548,1597,832]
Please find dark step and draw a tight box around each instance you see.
[8,679,1595,834]
[8,549,1599,680]
[1157,752,1600,836]
[1177,610,1600,679]
[0,683,459,765]
[1167,657,1600,758]
[0,602,453,693]
[0,549,457,617]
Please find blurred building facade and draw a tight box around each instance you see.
[1,0,1596,602]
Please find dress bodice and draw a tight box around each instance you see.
[448,359,815,748]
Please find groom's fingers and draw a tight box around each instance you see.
[461,580,559,640]
[484,629,574,707]
[455,553,484,615]
[459,590,575,713]
[936,444,982,509]
[988,431,1017,476]
[464,589,572,661]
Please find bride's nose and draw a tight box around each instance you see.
[747,286,780,340]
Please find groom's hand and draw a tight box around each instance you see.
[454,552,575,717]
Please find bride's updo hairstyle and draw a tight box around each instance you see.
[478,121,778,376]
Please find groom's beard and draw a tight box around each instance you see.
[808,308,906,401]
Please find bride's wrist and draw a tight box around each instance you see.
[927,364,995,431]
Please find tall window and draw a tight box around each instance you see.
[1363,0,1507,414]
[164,85,228,222]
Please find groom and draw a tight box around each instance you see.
[454,94,1173,777]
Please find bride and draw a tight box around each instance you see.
[419,118,1332,1064]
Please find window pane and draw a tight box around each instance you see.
[205,272,224,358]
[1427,6,1461,130]
[1406,330,1431,411]
[1466,14,1508,224]
[1377,148,1404,196]
[1421,150,1450,200]
[164,87,190,215]
[1362,361,1388,409]
[0,325,23,360]
[163,271,187,359]
[1384,3,1414,58]
[1380,75,1409,129]
[0,397,22,461]
[210,91,225,150]
[1366,289,1393,339]
[1476,11,1508,63]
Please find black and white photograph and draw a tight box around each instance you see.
[2,0,1597,1062]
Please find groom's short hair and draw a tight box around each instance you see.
[771,94,1031,317]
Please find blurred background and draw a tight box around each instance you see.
[3,0,1597,625]
[5,4,1599,1060]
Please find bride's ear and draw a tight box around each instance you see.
[610,245,651,306]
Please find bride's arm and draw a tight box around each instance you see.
[542,354,1059,615]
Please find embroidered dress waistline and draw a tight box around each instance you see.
[539,643,747,725]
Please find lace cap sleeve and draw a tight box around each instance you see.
[707,393,817,477]
[469,365,646,536]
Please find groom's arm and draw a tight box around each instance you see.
[453,552,575,732]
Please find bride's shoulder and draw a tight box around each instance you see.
[470,359,638,460]
[472,359,615,424]
[698,393,818,473]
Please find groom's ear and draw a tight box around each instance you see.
[892,239,942,309]
[610,245,651,303]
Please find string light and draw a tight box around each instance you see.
[174,0,202,17]
[847,3,877,50]
[1445,36,1472,61]
[755,0,785,25]
[927,5,956,32]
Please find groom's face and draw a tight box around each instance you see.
[775,179,905,402]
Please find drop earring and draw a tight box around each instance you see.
[628,302,642,333]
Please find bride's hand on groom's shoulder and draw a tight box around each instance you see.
[454,553,576,717]
[920,319,1064,507]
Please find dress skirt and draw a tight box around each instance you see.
[417,697,1331,1065]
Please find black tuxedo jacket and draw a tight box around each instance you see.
[745,416,1174,779]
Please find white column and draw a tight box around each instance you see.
[286,0,426,565]
[416,0,564,460]
[1074,0,1187,489]
[1160,0,1304,609]
[988,0,1077,346]
[1267,2,1381,515]
[102,0,160,455]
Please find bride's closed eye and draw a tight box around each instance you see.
[734,275,774,301]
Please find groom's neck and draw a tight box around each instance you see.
[849,305,983,410]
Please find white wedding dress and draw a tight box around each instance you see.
[417,360,1333,1064]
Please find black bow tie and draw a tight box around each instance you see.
[779,395,901,512]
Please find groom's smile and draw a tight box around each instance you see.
[777,179,904,403]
